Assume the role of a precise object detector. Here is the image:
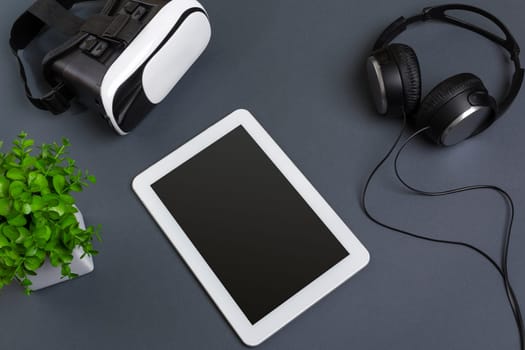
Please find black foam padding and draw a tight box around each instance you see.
[388,43,421,115]
[415,73,486,129]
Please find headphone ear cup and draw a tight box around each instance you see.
[366,44,421,116]
[387,44,421,115]
[415,73,496,146]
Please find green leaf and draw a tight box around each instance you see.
[70,183,82,192]
[50,252,60,267]
[0,176,9,198]
[29,184,39,193]
[62,230,71,245]
[87,175,96,184]
[35,249,46,260]
[23,236,34,248]
[0,198,11,216]
[8,214,27,227]
[16,227,30,244]
[22,278,32,287]
[9,181,25,198]
[49,202,66,217]
[60,214,78,229]
[30,196,45,211]
[13,199,21,212]
[22,139,34,149]
[59,194,75,205]
[22,203,32,215]
[21,156,36,168]
[42,194,59,207]
[27,172,41,192]
[52,175,66,194]
[27,172,37,184]
[12,148,23,158]
[3,225,19,241]
[25,246,38,257]
[24,257,42,271]
[3,256,15,267]
[34,226,51,243]
[48,211,60,220]
[34,160,45,171]
[6,250,21,260]
[48,168,65,177]
[6,168,25,181]
[61,263,72,276]
[34,174,48,190]
[19,192,31,202]
[0,234,9,248]
[94,226,102,242]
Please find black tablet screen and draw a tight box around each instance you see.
[152,126,349,324]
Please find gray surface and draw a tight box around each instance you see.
[0,0,524,349]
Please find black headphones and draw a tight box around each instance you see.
[366,4,524,146]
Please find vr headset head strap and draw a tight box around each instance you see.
[9,0,119,114]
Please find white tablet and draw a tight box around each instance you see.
[132,109,369,346]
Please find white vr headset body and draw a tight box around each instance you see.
[101,0,211,135]
[11,0,211,135]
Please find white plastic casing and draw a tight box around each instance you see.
[100,0,211,135]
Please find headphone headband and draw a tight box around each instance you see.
[373,3,524,116]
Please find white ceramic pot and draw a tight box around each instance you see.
[25,209,95,291]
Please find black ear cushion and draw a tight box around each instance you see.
[415,73,486,129]
[388,43,421,115]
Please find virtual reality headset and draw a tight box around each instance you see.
[10,0,211,135]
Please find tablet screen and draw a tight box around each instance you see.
[152,126,349,324]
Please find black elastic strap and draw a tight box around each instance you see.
[9,0,91,51]
[9,0,119,114]
[371,4,524,118]
[29,0,84,36]
[11,45,74,114]
[10,0,95,114]
[81,14,142,44]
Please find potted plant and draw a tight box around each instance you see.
[0,132,100,294]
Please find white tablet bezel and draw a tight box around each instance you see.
[132,109,369,346]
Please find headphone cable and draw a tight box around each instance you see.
[361,113,524,350]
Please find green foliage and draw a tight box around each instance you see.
[0,132,100,295]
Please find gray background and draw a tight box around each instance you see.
[0,0,524,349]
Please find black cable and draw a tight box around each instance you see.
[394,126,524,343]
[361,113,524,350]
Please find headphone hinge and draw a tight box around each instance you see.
[421,7,434,21]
